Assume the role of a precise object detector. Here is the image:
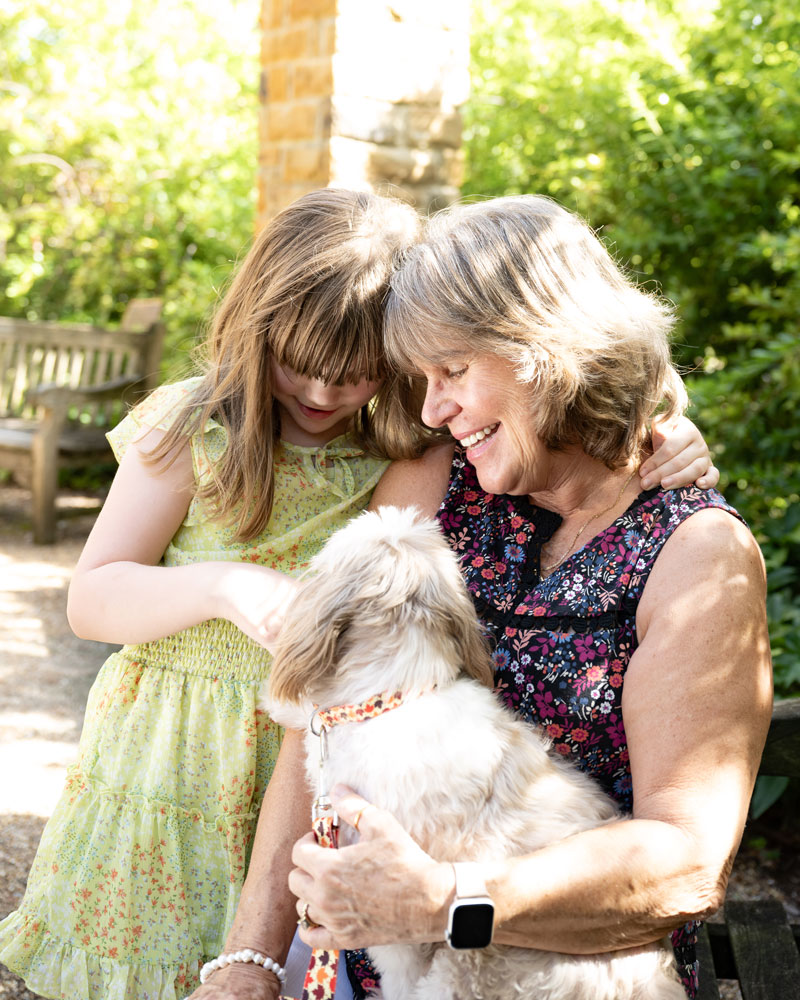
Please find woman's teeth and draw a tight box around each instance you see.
[459,424,498,448]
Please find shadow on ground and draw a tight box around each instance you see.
[1,485,115,999]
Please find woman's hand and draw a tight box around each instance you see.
[639,414,718,491]
[183,962,282,1000]
[288,786,453,951]
[213,564,299,651]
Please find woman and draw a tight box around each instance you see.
[287,196,772,999]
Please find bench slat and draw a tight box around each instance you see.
[0,322,159,355]
[758,699,800,778]
[0,300,163,542]
[695,923,722,1000]
[726,899,800,1000]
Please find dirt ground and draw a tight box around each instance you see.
[0,483,797,1000]
[0,485,117,999]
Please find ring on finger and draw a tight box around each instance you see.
[353,804,372,832]
[298,900,320,931]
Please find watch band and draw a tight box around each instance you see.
[447,861,495,950]
[452,862,488,899]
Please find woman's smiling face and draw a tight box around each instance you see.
[418,353,550,496]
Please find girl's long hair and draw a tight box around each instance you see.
[150,188,430,542]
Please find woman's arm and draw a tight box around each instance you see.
[67,427,297,649]
[288,509,771,954]
[185,728,312,1000]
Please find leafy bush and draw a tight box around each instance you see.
[0,0,259,381]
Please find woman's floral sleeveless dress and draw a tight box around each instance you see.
[346,447,744,999]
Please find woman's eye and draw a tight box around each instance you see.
[446,365,468,380]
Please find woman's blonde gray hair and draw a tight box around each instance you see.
[385,195,688,467]
[150,188,429,541]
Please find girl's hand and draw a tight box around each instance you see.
[288,786,453,951]
[214,565,299,651]
[183,962,282,1000]
[640,415,718,491]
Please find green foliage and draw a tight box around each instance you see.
[750,775,790,821]
[0,0,259,381]
[3,0,797,692]
[466,0,800,696]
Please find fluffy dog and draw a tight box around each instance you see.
[266,506,684,1000]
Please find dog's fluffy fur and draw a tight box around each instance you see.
[265,506,684,1000]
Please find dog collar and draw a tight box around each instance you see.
[313,689,407,731]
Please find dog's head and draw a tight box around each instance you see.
[268,506,494,708]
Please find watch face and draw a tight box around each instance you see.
[449,901,494,949]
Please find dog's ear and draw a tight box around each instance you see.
[395,512,495,691]
[268,575,353,704]
[444,585,495,690]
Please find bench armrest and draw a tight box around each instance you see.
[26,374,146,410]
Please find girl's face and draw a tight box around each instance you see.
[272,361,381,447]
[418,353,550,496]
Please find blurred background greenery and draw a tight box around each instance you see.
[1,0,798,696]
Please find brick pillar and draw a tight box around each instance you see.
[258,0,469,225]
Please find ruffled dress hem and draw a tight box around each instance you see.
[0,908,205,1000]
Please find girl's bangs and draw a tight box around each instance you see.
[270,309,386,386]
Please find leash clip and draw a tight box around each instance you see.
[309,708,338,834]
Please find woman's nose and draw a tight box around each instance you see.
[421,379,458,429]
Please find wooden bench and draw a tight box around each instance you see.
[0,299,165,543]
[697,697,800,999]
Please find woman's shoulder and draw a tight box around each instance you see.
[636,497,767,639]
[655,491,761,566]
[657,484,743,522]
[628,485,760,596]
[632,484,747,544]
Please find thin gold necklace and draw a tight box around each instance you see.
[540,469,638,573]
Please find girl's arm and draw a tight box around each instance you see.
[288,510,771,954]
[67,427,297,649]
[640,414,718,490]
[368,442,454,516]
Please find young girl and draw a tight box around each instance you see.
[0,188,713,1000]
[0,188,427,1000]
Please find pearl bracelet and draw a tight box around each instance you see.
[199,948,286,985]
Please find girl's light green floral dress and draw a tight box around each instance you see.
[0,379,388,1000]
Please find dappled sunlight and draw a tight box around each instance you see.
[1,710,76,737]
[0,522,106,820]
[0,554,72,591]
[0,565,67,662]
[0,737,78,818]
[0,638,48,659]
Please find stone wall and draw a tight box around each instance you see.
[258,0,469,224]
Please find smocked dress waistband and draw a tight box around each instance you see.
[114,617,272,682]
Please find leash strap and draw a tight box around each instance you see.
[301,728,340,1000]
[299,690,423,999]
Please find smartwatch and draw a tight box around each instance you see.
[445,862,495,950]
